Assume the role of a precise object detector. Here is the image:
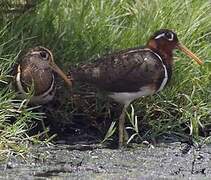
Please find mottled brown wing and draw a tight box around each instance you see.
[71,48,166,92]
[20,58,54,96]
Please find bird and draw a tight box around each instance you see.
[14,46,72,104]
[68,29,203,147]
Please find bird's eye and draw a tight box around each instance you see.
[40,51,48,60]
[165,32,174,41]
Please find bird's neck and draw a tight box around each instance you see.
[146,39,173,84]
[146,40,174,67]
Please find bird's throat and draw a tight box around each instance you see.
[147,40,173,67]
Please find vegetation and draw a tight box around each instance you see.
[0,0,210,157]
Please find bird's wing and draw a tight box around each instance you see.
[71,48,166,92]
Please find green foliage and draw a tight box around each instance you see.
[126,105,142,144]
[0,0,210,153]
[101,121,116,143]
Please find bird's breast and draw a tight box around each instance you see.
[15,64,56,104]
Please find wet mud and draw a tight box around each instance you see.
[0,142,211,179]
[2,87,211,179]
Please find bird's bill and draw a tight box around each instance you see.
[50,63,72,88]
[176,43,203,65]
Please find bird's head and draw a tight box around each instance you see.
[24,46,72,87]
[147,29,203,65]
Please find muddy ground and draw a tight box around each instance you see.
[1,89,211,179]
[0,142,211,179]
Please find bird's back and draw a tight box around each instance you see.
[70,48,170,93]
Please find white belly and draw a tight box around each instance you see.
[109,86,156,105]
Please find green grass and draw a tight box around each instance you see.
[0,0,211,156]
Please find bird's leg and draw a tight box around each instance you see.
[119,103,129,148]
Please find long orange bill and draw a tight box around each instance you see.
[50,63,72,88]
[176,43,203,65]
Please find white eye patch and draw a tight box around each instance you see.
[154,33,166,39]
[154,32,174,41]
[166,32,174,41]
[31,51,40,55]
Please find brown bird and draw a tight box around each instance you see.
[14,46,72,104]
[69,29,203,147]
